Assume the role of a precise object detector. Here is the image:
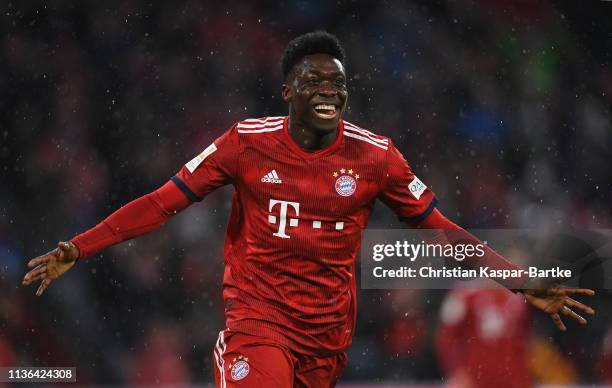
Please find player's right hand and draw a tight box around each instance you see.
[22,241,79,296]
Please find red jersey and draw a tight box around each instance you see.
[436,287,532,388]
[173,116,437,356]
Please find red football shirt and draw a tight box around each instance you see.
[436,288,532,388]
[173,116,437,356]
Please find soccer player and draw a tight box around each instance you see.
[436,287,533,388]
[22,31,595,387]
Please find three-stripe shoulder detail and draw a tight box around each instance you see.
[237,116,285,134]
[343,121,389,150]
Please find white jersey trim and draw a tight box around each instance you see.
[343,121,389,144]
[241,116,284,124]
[214,329,228,388]
[237,116,285,134]
[237,120,284,129]
[344,131,389,150]
[237,124,283,133]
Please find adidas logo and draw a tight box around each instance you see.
[261,170,282,184]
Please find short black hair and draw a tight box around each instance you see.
[281,31,345,80]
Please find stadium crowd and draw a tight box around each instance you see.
[2,1,611,386]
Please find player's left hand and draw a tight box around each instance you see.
[521,287,595,331]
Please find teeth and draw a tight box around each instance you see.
[315,104,335,111]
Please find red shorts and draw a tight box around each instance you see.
[212,329,348,387]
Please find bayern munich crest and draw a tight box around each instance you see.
[333,168,359,197]
[229,355,250,381]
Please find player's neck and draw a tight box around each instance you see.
[287,118,338,151]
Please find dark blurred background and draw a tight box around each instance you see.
[1,0,612,386]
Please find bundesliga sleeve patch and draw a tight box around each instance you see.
[185,142,217,173]
[408,176,427,200]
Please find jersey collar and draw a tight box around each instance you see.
[283,116,344,159]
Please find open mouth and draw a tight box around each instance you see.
[313,104,338,119]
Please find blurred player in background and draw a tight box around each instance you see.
[436,287,532,388]
[22,31,595,387]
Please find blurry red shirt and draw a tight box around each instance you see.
[436,287,532,388]
[174,116,437,356]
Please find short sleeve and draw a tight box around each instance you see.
[171,124,239,202]
[378,141,438,223]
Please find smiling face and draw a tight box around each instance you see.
[282,53,348,133]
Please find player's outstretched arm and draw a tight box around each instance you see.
[411,208,596,330]
[521,286,595,331]
[22,241,79,296]
[21,180,191,296]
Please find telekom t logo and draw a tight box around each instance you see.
[268,199,299,238]
[267,198,344,238]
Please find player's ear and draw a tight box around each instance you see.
[281,83,292,103]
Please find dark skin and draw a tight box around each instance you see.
[24,53,595,331]
[282,53,348,151]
